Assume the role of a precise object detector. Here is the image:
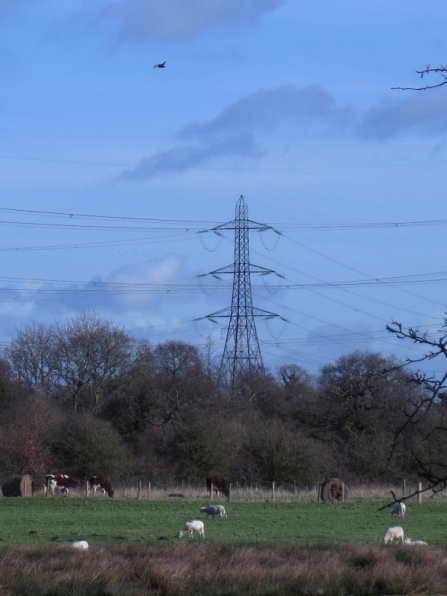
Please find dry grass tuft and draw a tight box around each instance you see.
[0,542,446,595]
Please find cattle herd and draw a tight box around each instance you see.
[44,474,114,497]
[42,475,229,499]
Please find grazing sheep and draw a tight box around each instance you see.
[71,540,89,550]
[200,505,227,518]
[383,526,405,545]
[391,502,406,518]
[404,538,428,545]
[178,520,205,539]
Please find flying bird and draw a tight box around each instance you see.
[153,61,166,69]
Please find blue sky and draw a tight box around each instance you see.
[1,0,447,375]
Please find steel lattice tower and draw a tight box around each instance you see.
[200,196,283,386]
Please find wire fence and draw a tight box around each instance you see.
[24,480,443,503]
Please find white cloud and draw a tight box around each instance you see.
[118,83,447,183]
[0,256,188,333]
[358,91,447,140]
[108,255,184,308]
[181,85,355,138]
[120,85,352,181]
[120,133,263,181]
[97,0,285,42]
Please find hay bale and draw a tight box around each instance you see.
[320,478,348,503]
[2,475,34,497]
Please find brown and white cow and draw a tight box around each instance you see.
[88,476,114,497]
[44,474,77,496]
[206,476,230,498]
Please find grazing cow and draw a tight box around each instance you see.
[88,476,114,497]
[206,476,229,498]
[44,474,77,496]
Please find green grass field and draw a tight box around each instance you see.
[0,497,445,548]
[1,498,447,595]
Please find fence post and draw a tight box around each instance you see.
[228,483,231,502]
[147,481,151,499]
[210,482,214,501]
[272,481,276,503]
[137,480,142,500]
[418,482,422,505]
[402,479,406,495]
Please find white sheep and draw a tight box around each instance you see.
[71,540,89,550]
[200,505,227,518]
[391,502,406,518]
[383,526,405,545]
[404,538,428,545]
[178,520,205,539]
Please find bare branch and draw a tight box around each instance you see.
[416,65,447,77]
[392,81,447,91]
[377,482,444,511]
[392,64,447,90]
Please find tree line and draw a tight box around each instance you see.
[1,311,447,491]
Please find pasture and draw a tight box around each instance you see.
[0,496,445,547]
[1,498,447,595]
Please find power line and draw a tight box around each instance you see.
[1,202,445,373]
[0,207,218,226]
[0,269,446,296]
[0,234,197,253]
[1,153,447,171]
[2,206,447,232]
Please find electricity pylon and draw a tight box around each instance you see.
[199,196,284,388]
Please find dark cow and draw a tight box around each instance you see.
[45,474,77,496]
[206,476,229,498]
[88,476,114,497]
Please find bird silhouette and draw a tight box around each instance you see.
[153,61,166,69]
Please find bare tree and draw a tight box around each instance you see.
[393,65,447,91]
[386,318,447,492]
[52,312,134,413]
[278,364,312,388]
[276,364,316,412]
[244,418,331,486]
[175,417,243,482]
[49,414,131,479]
[150,340,214,430]
[312,351,423,481]
[5,322,56,394]
[5,316,135,412]
[101,340,157,440]
[0,393,63,477]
